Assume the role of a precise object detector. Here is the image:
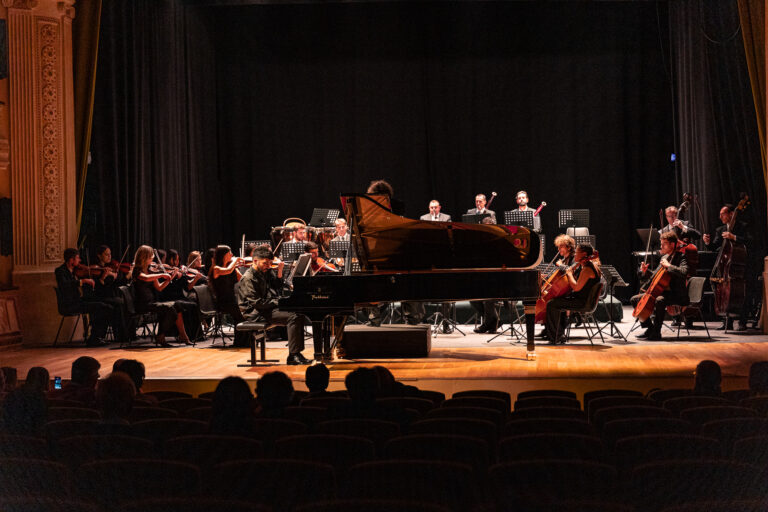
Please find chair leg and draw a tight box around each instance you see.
[54,315,65,346]
[591,314,604,344]
[698,309,712,341]
[68,314,82,344]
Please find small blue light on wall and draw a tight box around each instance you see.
[670,153,676,162]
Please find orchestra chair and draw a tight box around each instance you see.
[53,286,88,346]
[193,283,230,346]
[235,320,279,367]
[560,283,605,345]
[118,285,157,347]
[673,277,712,341]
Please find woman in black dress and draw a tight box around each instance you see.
[209,245,250,347]
[131,245,191,347]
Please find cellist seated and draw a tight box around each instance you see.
[545,243,601,345]
[630,231,689,340]
[537,234,576,339]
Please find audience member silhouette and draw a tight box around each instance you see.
[693,360,722,396]
[1,367,49,435]
[210,376,255,435]
[305,363,331,397]
[337,367,409,425]
[96,372,136,425]
[1,366,17,392]
[113,358,158,404]
[373,365,419,397]
[255,371,294,418]
[49,356,101,405]
[748,361,768,396]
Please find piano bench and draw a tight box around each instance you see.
[236,321,280,367]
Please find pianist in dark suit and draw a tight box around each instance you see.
[659,205,701,242]
[420,200,451,222]
[237,246,310,365]
[466,194,496,223]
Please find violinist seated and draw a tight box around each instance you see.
[160,249,205,341]
[91,245,131,344]
[630,231,689,341]
[305,241,338,275]
[659,205,701,242]
[537,234,576,340]
[186,251,207,285]
[130,245,193,347]
[237,246,310,365]
[209,244,251,348]
[545,243,602,345]
[54,248,113,347]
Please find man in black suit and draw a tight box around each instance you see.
[703,203,753,331]
[54,248,112,346]
[659,205,701,242]
[466,194,496,223]
[420,200,451,222]
[634,232,689,341]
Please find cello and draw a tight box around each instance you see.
[535,251,600,324]
[710,195,750,316]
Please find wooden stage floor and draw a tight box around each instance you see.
[3,307,767,399]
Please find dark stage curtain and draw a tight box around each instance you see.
[82,0,222,255]
[85,1,763,299]
[669,0,765,263]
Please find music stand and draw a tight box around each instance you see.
[539,234,546,260]
[329,240,349,259]
[635,228,661,249]
[597,264,628,341]
[281,242,304,263]
[504,210,534,229]
[574,235,596,249]
[558,209,590,229]
[245,240,272,250]
[309,208,340,227]
[462,213,491,224]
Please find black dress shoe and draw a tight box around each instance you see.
[646,334,664,341]
[440,323,454,334]
[287,353,312,365]
[474,325,489,334]
[716,320,734,331]
[736,323,748,332]
[536,330,549,339]
[671,318,682,327]
[636,329,652,339]
[86,337,107,347]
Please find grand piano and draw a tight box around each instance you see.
[279,193,542,358]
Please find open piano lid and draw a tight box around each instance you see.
[340,193,541,272]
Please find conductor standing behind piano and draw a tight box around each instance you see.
[466,194,496,223]
[420,200,451,222]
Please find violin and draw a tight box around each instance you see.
[310,256,338,275]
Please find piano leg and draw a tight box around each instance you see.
[523,301,536,360]
[310,318,329,361]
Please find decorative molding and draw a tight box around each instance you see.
[57,1,75,19]
[1,0,39,9]
[38,20,62,262]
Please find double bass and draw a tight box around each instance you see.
[710,195,750,316]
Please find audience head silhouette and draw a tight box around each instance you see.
[211,376,254,434]
[113,359,147,393]
[306,363,330,394]
[256,371,293,414]
[96,372,136,423]
[693,360,722,396]
[345,367,378,404]
[71,356,101,387]
[748,361,768,395]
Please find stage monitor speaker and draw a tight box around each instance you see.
[341,324,431,358]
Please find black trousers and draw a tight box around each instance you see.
[471,300,498,328]
[246,309,305,355]
[545,296,588,341]
[77,300,113,340]
[630,293,689,333]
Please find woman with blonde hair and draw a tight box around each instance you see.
[130,245,191,347]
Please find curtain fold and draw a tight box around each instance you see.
[737,0,766,220]
[72,0,103,240]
